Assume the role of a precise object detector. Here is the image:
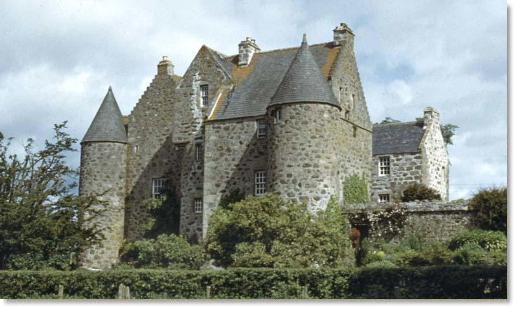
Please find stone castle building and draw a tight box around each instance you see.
[79,23,449,269]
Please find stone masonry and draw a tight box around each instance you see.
[79,22,449,269]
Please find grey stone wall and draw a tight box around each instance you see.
[79,142,127,269]
[203,118,268,236]
[371,153,423,202]
[421,108,449,200]
[173,46,233,241]
[348,200,473,243]
[125,61,179,241]
[268,103,342,213]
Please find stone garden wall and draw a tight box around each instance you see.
[348,200,473,243]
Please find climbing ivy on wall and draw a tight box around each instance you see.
[343,175,369,204]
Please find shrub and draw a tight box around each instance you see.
[120,234,206,269]
[401,183,441,202]
[343,175,370,204]
[448,229,506,251]
[452,243,492,265]
[0,266,506,299]
[206,194,355,268]
[469,187,507,232]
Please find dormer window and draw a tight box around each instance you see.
[273,109,282,124]
[200,84,209,107]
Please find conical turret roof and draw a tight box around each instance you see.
[270,34,339,107]
[82,87,127,144]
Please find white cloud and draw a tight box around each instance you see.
[0,0,507,200]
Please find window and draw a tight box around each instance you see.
[255,171,266,195]
[152,178,167,199]
[353,125,357,138]
[257,120,267,138]
[194,198,203,214]
[344,110,350,120]
[379,156,390,176]
[379,194,390,203]
[273,109,282,124]
[200,84,209,107]
[195,143,203,162]
[133,144,139,154]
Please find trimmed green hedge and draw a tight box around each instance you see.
[0,266,506,299]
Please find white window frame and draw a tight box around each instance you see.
[379,194,390,203]
[194,198,203,214]
[200,84,209,107]
[257,120,267,138]
[379,156,390,176]
[195,143,203,162]
[254,170,266,196]
[152,178,167,199]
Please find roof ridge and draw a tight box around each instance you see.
[224,42,333,60]
[374,120,421,126]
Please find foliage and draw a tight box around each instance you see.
[343,175,369,204]
[468,187,507,232]
[205,194,355,268]
[349,205,408,241]
[448,229,507,251]
[140,189,181,238]
[0,123,105,270]
[0,266,506,299]
[401,183,441,202]
[120,234,206,270]
[440,124,459,145]
[380,117,401,124]
[218,189,246,210]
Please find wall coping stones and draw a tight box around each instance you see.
[346,199,471,214]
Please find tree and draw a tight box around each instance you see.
[0,123,105,270]
[205,194,355,268]
[440,124,459,146]
[469,187,507,232]
[401,183,441,202]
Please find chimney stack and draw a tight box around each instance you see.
[333,22,354,45]
[238,37,260,66]
[157,56,174,76]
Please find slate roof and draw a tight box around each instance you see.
[372,121,425,155]
[82,87,128,144]
[270,35,339,107]
[214,40,341,120]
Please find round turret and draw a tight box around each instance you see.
[79,87,128,269]
[267,35,342,213]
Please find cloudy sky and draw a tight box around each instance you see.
[0,0,507,200]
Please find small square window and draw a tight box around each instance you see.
[379,156,390,176]
[257,120,267,138]
[379,194,390,203]
[255,171,266,195]
[152,178,167,199]
[195,143,203,162]
[200,84,209,107]
[194,198,203,214]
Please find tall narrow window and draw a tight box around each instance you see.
[274,109,282,123]
[200,84,209,107]
[152,178,167,199]
[353,125,357,138]
[257,120,267,138]
[194,198,203,214]
[255,171,266,195]
[195,143,203,162]
[379,156,390,176]
[379,194,390,203]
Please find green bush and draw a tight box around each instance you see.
[401,183,441,202]
[448,229,507,251]
[0,266,506,299]
[120,234,206,269]
[469,187,507,232]
[206,194,354,268]
[452,243,492,265]
[343,175,369,204]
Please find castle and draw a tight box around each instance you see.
[79,23,449,269]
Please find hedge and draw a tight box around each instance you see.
[0,266,506,299]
